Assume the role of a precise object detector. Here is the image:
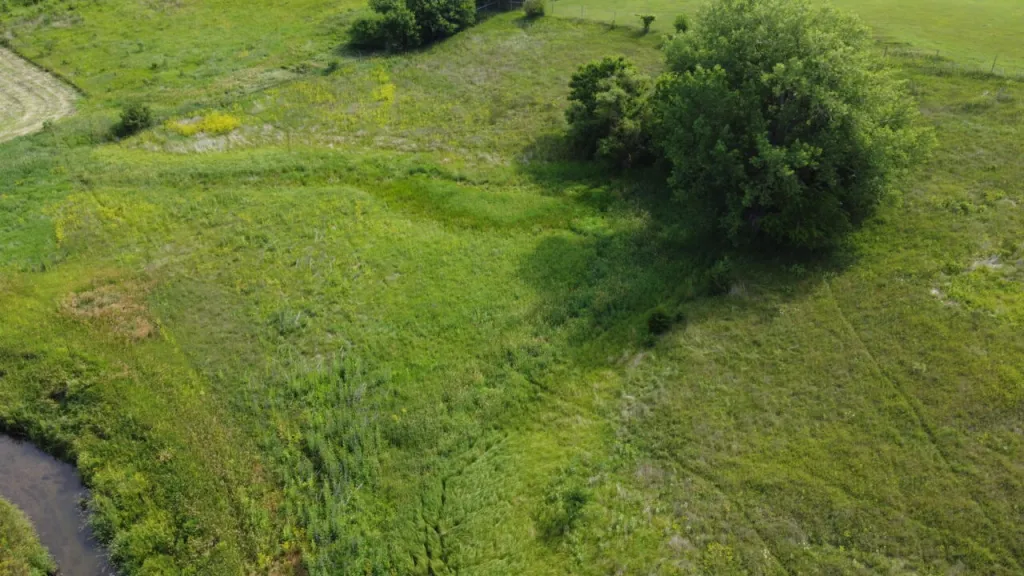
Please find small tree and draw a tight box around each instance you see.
[523,0,545,18]
[638,13,656,33]
[673,14,689,33]
[654,0,930,249]
[566,57,654,168]
[114,103,153,138]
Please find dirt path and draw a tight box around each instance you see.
[0,47,78,143]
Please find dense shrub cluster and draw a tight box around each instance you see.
[349,0,474,52]
[113,102,153,138]
[523,0,544,18]
[567,0,930,250]
[566,57,653,168]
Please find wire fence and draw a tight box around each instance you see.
[524,2,1024,80]
[878,44,1024,80]
[546,2,683,31]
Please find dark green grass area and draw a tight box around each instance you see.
[0,3,1023,575]
[0,498,55,576]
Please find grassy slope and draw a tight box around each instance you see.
[0,498,55,576]
[0,1,1022,576]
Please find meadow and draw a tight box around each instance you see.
[0,0,1022,574]
[551,0,1024,71]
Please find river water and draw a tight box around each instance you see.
[0,435,114,575]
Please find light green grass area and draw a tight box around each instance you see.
[0,0,1022,575]
[549,0,1024,70]
[0,498,55,576]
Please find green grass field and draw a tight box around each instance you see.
[551,0,1024,71]
[0,498,55,576]
[0,0,1022,574]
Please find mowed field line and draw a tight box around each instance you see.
[0,47,77,143]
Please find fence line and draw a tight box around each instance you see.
[534,2,1024,80]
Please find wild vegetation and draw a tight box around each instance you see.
[567,0,930,249]
[0,0,1021,575]
[0,498,55,576]
[349,0,476,52]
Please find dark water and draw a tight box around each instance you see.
[0,435,114,576]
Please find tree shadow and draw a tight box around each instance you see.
[513,131,854,355]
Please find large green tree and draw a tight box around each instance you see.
[655,0,931,249]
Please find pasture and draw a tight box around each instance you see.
[551,0,1024,71]
[0,0,1021,574]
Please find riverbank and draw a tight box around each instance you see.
[0,436,112,576]
[0,496,55,576]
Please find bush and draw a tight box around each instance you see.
[523,0,544,18]
[349,14,386,48]
[673,14,689,33]
[538,482,588,540]
[566,57,654,168]
[350,0,421,52]
[638,13,656,33]
[646,306,672,335]
[654,0,931,249]
[114,103,153,138]
[405,0,474,44]
[704,257,733,295]
[350,0,472,51]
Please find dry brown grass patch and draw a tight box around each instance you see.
[61,281,157,340]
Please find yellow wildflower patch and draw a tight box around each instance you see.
[166,111,242,137]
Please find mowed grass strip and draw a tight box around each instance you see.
[0,47,78,143]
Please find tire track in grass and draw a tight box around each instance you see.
[825,281,1022,570]
[0,47,78,143]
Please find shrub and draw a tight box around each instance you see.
[566,57,654,168]
[349,14,386,48]
[673,14,689,33]
[114,103,153,138]
[405,0,474,44]
[705,257,733,295]
[350,0,471,51]
[523,0,544,18]
[350,0,421,52]
[538,482,588,540]
[378,6,421,51]
[654,0,931,249]
[646,306,672,335]
[638,13,656,33]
